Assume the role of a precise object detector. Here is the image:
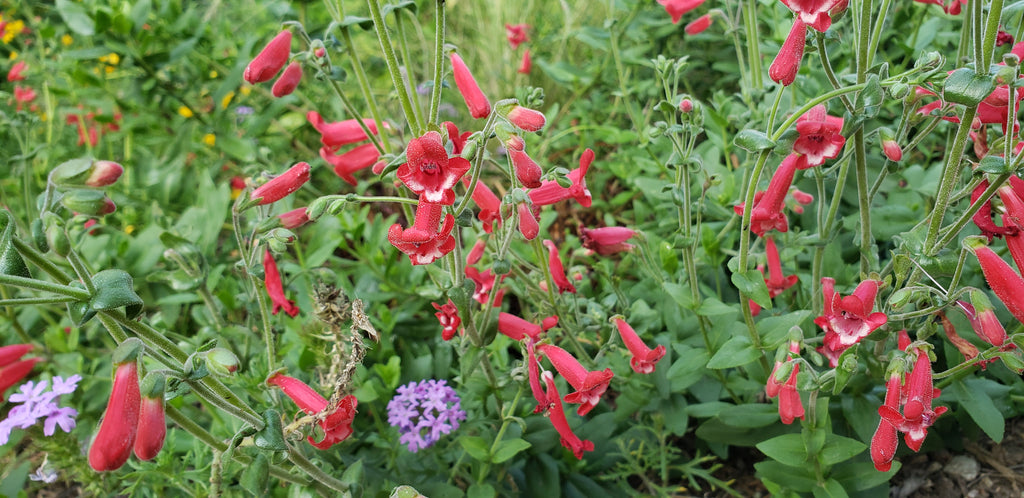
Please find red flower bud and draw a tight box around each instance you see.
[449,52,491,119]
[251,162,310,205]
[769,20,807,86]
[89,344,142,472]
[133,372,166,461]
[271,61,303,97]
[244,31,292,84]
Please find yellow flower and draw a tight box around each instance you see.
[178,106,194,118]
[240,86,252,96]
[106,53,120,65]
[2,20,25,43]
[203,133,216,146]
[8,51,16,60]
[209,70,218,78]
[125,225,135,235]
[61,34,73,46]
[221,91,235,109]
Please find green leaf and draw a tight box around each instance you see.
[754,460,817,491]
[381,0,417,16]
[466,483,496,498]
[977,154,1011,174]
[813,479,850,498]
[707,335,761,369]
[756,434,808,466]
[734,129,776,152]
[732,269,772,309]
[491,438,531,464]
[337,15,374,30]
[240,453,269,496]
[340,459,364,487]
[0,211,29,278]
[254,409,288,451]
[943,67,996,106]
[216,135,256,162]
[950,379,1004,442]
[830,461,901,490]
[458,436,491,462]
[667,345,709,390]
[56,0,95,35]
[759,311,812,349]
[717,403,780,428]
[90,270,145,319]
[818,435,867,466]
[855,74,884,118]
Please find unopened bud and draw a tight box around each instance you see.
[205,348,240,376]
[679,98,693,113]
[879,127,902,162]
[43,214,70,257]
[1004,53,1020,67]
[60,189,116,216]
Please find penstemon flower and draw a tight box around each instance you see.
[449,52,491,119]
[89,339,142,471]
[306,112,380,151]
[386,379,466,452]
[529,149,594,208]
[0,344,40,402]
[814,277,888,367]
[271,61,303,97]
[263,249,300,317]
[250,162,310,206]
[397,131,471,204]
[267,373,358,450]
[432,300,462,341]
[244,30,292,84]
[543,240,577,294]
[539,371,595,459]
[388,201,457,265]
[613,318,666,374]
[321,143,381,186]
[505,23,530,49]
[538,344,613,416]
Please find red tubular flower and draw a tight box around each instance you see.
[529,149,594,208]
[938,311,980,362]
[267,373,358,449]
[251,162,310,206]
[320,144,380,186]
[518,203,539,240]
[614,318,666,374]
[538,344,613,416]
[882,137,902,162]
[777,360,804,424]
[517,49,532,74]
[462,178,502,233]
[89,348,141,472]
[279,207,311,229]
[506,106,546,132]
[398,131,471,204]
[498,312,544,342]
[769,20,807,87]
[465,266,504,306]
[958,291,1010,348]
[791,188,814,206]
[508,149,544,188]
[7,60,26,82]
[580,226,636,256]
[388,201,457,265]
[735,154,800,236]
[306,111,380,150]
[871,373,901,471]
[263,249,299,317]
[971,180,1018,240]
[968,238,1024,324]
[244,30,292,84]
[879,348,947,452]
[540,371,595,459]
[793,104,845,168]
[0,345,39,402]
[505,24,530,49]
[657,0,706,23]
[271,61,303,97]
[13,85,36,110]
[764,237,799,298]
[814,277,888,367]
[466,239,486,266]
[133,373,166,461]
[781,0,845,31]
[527,341,549,413]
[543,239,577,294]
[449,52,491,119]
[685,14,713,35]
[433,300,461,341]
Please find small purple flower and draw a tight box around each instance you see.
[0,375,80,445]
[386,379,466,452]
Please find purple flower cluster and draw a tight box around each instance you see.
[386,379,466,452]
[0,375,81,445]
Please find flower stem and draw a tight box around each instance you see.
[367,0,422,134]
[0,273,91,300]
[429,0,446,125]
[923,106,978,256]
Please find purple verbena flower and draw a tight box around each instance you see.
[386,379,466,452]
[0,375,80,445]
